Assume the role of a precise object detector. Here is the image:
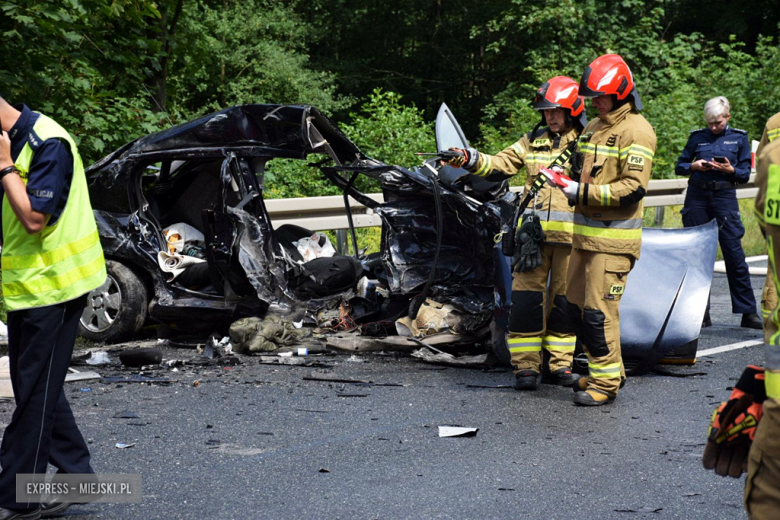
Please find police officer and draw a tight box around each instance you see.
[675,96,762,330]
[758,112,780,324]
[447,76,586,390]
[0,97,107,519]
[550,54,656,406]
[703,132,780,518]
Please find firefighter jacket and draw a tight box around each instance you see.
[572,102,656,260]
[466,126,580,245]
[753,138,780,398]
[758,112,780,158]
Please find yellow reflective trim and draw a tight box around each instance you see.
[581,144,620,157]
[768,128,780,142]
[509,346,542,352]
[625,144,655,160]
[766,165,780,225]
[767,371,780,399]
[599,185,611,206]
[540,221,574,233]
[2,249,105,297]
[542,336,576,352]
[475,154,492,177]
[511,143,525,158]
[573,224,642,240]
[589,362,621,378]
[1,230,100,270]
[508,337,542,345]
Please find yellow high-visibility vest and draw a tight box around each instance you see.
[2,113,106,311]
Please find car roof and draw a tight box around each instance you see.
[87,104,365,173]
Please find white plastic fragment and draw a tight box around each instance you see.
[438,426,479,438]
[86,352,111,365]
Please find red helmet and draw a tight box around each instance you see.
[579,54,643,110]
[533,76,588,128]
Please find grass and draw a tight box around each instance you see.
[642,198,766,260]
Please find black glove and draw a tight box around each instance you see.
[512,214,544,273]
[702,365,766,478]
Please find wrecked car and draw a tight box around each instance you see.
[80,104,498,346]
[80,103,714,375]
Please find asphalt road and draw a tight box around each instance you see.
[0,270,768,519]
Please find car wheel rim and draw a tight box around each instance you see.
[80,275,122,333]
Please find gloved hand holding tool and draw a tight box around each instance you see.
[702,365,766,477]
[513,213,544,272]
[415,149,471,168]
[540,166,579,201]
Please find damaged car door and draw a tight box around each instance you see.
[201,152,258,299]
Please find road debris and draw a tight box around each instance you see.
[115,443,135,449]
[438,426,478,438]
[412,347,490,369]
[119,347,163,367]
[86,351,111,365]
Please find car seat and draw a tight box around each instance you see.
[275,224,363,297]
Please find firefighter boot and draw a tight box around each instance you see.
[573,389,615,406]
[543,367,578,386]
[572,376,625,392]
[514,370,541,390]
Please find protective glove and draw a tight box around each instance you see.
[512,214,544,272]
[559,176,579,201]
[702,365,766,478]
[445,148,469,168]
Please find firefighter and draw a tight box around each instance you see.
[702,133,780,518]
[675,96,761,330]
[447,76,587,390]
[549,54,656,406]
[758,112,780,325]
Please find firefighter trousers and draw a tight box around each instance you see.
[508,244,576,374]
[565,249,634,398]
[745,399,780,519]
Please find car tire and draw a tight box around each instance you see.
[79,260,148,343]
[489,320,512,366]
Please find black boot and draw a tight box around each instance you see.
[741,313,763,330]
[514,370,541,390]
[543,367,578,386]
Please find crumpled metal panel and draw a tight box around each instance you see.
[619,219,718,368]
[376,180,500,325]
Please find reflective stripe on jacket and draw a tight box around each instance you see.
[467,126,580,245]
[2,113,107,310]
[572,103,656,259]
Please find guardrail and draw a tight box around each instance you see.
[265,174,758,231]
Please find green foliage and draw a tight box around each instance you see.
[0,0,169,163]
[340,89,435,169]
[169,0,351,117]
[265,89,434,199]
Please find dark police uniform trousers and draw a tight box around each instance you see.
[0,296,93,511]
[676,126,757,315]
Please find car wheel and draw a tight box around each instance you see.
[79,260,148,343]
